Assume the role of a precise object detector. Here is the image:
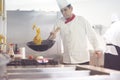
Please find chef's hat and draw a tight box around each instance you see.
[111,13,119,23]
[56,0,70,9]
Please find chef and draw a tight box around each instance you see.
[0,34,10,79]
[0,34,6,52]
[49,0,104,65]
[103,14,120,70]
[103,14,120,56]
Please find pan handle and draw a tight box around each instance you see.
[47,33,55,40]
[48,27,60,40]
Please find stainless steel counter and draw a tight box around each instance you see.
[6,65,120,80]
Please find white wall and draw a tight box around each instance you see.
[6,0,120,26]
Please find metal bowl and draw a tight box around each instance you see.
[27,39,55,52]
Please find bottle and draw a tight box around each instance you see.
[8,43,14,58]
[14,44,19,54]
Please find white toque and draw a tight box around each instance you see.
[56,0,70,9]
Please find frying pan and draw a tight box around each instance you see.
[27,39,55,51]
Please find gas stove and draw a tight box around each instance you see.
[7,59,58,66]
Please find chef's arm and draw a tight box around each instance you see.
[48,27,60,40]
[84,20,105,57]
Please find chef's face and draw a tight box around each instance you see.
[61,5,73,19]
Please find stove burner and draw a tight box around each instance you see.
[7,59,58,66]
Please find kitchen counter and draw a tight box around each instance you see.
[77,65,120,74]
[6,64,120,80]
[76,65,120,80]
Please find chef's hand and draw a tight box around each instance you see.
[94,50,103,58]
[48,32,56,40]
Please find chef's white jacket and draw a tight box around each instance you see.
[103,21,120,55]
[53,16,103,63]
